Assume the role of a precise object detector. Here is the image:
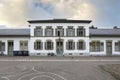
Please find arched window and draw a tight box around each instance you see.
[66,40,75,50]
[34,40,43,50]
[45,40,53,50]
[34,26,43,36]
[77,40,85,50]
[45,26,53,36]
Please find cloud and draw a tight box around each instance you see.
[0,0,120,28]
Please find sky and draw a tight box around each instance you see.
[0,0,120,28]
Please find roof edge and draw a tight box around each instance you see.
[28,19,92,23]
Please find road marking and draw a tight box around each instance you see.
[1,67,32,80]
[18,66,67,80]
[30,75,55,80]
[0,67,26,75]
[33,66,67,80]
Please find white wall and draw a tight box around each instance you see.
[0,37,29,55]
[29,37,90,56]
[29,23,90,56]
[90,37,120,55]
[29,23,90,37]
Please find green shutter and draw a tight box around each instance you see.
[115,42,118,51]
[41,42,43,50]
[45,42,47,50]
[77,42,79,50]
[83,42,85,50]
[100,42,104,51]
[66,42,68,50]
[34,42,36,50]
[73,42,75,50]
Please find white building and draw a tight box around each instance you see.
[0,19,120,56]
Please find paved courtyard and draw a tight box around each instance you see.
[0,56,119,80]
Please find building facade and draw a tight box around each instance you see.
[0,19,120,56]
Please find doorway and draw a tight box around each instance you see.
[56,40,63,55]
[8,41,14,56]
[106,41,112,56]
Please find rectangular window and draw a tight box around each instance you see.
[0,42,5,51]
[77,26,85,36]
[45,26,53,36]
[90,41,104,52]
[34,26,43,36]
[20,41,28,51]
[115,41,120,51]
[66,26,75,36]
[56,26,64,36]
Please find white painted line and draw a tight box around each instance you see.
[18,66,66,80]
[0,59,120,62]
[33,66,66,80]
[30,75,55,80]
[1,68,32,80]
[0,67,26,74]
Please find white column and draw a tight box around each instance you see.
[74,27,77,36]
[53,27,56,36]
[64,27,66,36]
[53,39,56,55]
[43,27,45,36]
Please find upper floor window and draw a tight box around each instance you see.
[34,26,43,36]
[66,26,75,36]
[45,26,53,36]
[66,40,75,50]
[77,26,85,36]
[115,41,120,51]
[20,41,28,51]
[90,41,104,52]
[45,40,53,50]
[34,40,43,50]
[56,26,64,37]
[0,41,5,51]
[77,40,85,50]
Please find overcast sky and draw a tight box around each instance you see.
[0,0,120,28]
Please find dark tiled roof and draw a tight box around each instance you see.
[90,28,120,37]
[0,29,30,37]
[28,19,92,23]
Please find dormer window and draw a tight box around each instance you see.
[45,26,53,36]
[77,26,85,36]
[34,26,43,36]
[66,26,75,36]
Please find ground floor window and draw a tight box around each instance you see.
[115,41,120,51]
[90,41,104,52]
[20,41,28,51]
[34,40,43,50]
[45,40,53,50]
[0,41,5,51]
[66,40,75,50]
[77,40,85,50]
